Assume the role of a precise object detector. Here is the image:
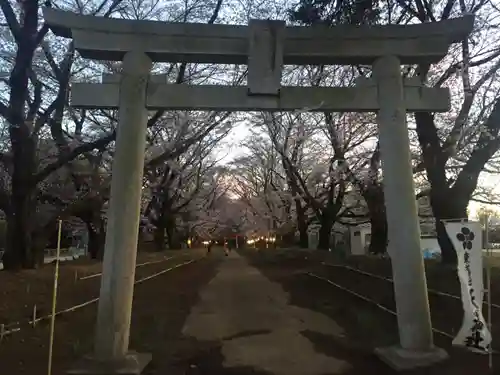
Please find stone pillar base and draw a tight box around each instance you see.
[375,346,448,371]
[67,351,152,375]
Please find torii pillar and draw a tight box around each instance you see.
[69,51,153,374]
[373,56,447,369]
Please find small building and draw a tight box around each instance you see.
[349,223,372,255]
[346,195,440,256]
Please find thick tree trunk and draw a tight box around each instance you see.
[364,186,387,254]
[31,221,62,267]
[368,211,387,254]
[296,200,309,248]
[153,225,166,251]
[3,189,36,270]
[3,132,38,270]
[3,137,39,270]
[165,216,180,250]
[317,181,343,251]
[298,229,309,248]
[430,190,468,266]
[280,231,296,247]
[86,222,105,260]
[317,215,333,250]
[436,220,456,265]
[3,0,41,270]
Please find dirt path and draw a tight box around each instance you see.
[182,251,352,375]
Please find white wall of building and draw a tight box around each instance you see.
[420,237,441,254]
[350,225,372,255]
[348,226,442,255]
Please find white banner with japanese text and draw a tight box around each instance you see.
[444,221,491,353]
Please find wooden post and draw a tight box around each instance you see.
[47,219,63,375]
[32,305,37,327]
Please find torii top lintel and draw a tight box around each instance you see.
[43,8,474,66]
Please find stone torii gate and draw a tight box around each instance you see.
[43,9,473,374]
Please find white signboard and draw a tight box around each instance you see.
[444,221,492,353]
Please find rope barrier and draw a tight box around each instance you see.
[0,257,202,338]
[79,255,178,280]
[322,262,500,309]
[306,272,455,339]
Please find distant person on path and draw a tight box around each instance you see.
[207,241,213,255]
[224,241,229,256]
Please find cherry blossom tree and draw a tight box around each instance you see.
[230,129,297,244]
[142,114,233,250]
[289,0,500,264]
[0,0,228,268]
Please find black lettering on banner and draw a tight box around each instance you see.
[455,227,490,351]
